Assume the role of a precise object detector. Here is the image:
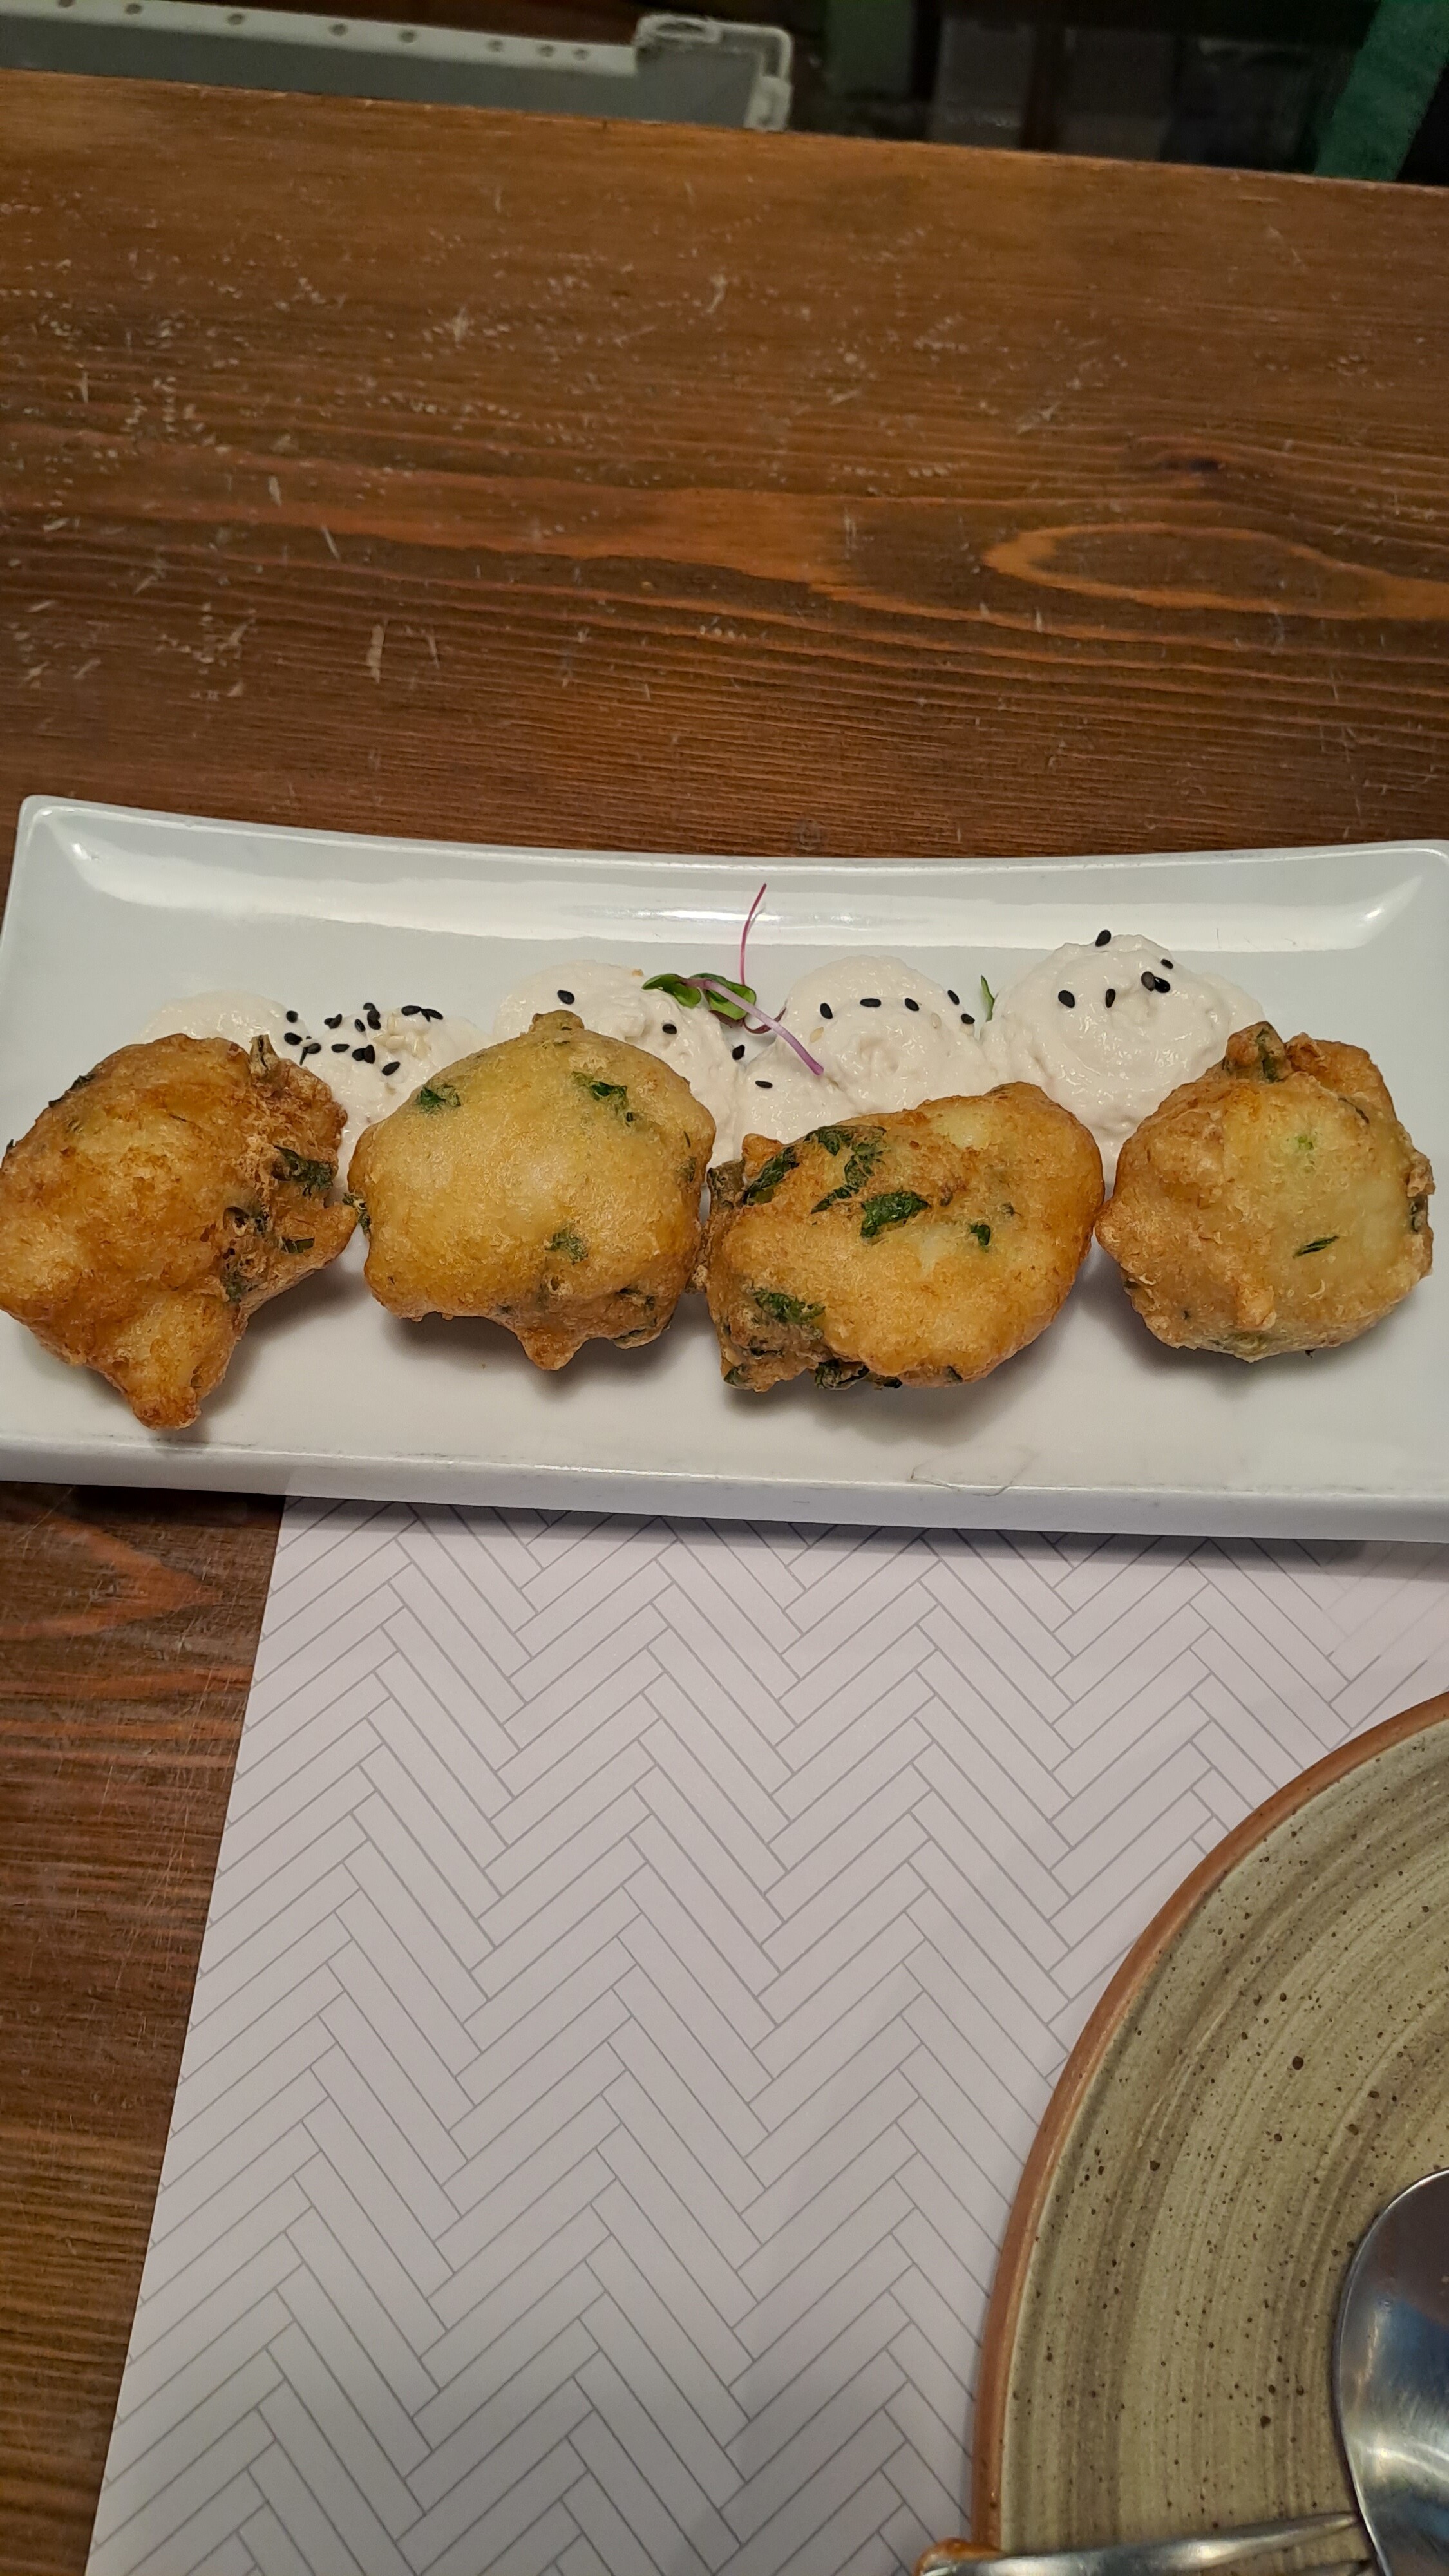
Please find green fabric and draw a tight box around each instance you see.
[1316,0,1449,176]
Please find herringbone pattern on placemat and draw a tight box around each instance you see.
[90,1507,1449,2576]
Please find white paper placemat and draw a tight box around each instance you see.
[89,1508,1449,2576]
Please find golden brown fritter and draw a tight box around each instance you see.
[1097,1021,1433,1359]
[349,1010,714,1368]
[701,1090,1103,1392]
[0,1033,354,1428]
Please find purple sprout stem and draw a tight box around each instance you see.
[739,880,767,987]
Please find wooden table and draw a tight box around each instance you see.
[3,70,1449,2572]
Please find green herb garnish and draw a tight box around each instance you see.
[346,1191,370,1235]
[273,1148,334,1194]
[221,1267,249,1303]
[415,1080,461,1113]
[547,1225,588,1263]
[860,1189,930,1240]
[808,1125,851,1156]
[281,1236,314,1255]
[1294,1235,1339,1256]
[969,1221,992,1247]
[643,971,757,1024]
[980,976,996,1022]
[753,1287,824,1329]
[743,1145,799,1203]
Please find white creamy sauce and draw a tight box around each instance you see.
[317,1003,488,1173]
[491,961,744,1159]
[138,991,487,1175]
[142,933,1262,1190]
[980,934,1261,1179]
[772,954,989,1110]
[140,990,312,1057]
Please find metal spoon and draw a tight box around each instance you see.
[1335,2166,1449,2576]
[920,2167,1449,2575]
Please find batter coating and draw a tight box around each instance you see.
[0,1034,354,1428]
[349,1010,715,1368]
[702,1089,1103,1392]
[1096,1021,1434,1358]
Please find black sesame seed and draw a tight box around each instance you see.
[960,1010,974,1025]
[903,997,919,1012]
[860,997,881,1008]
[399,1004,421,1017]
[363,1001,377,1014]
[331,1041,348,1053]
[819,1002,834,1020]
[1161,958,1173,969]
[1141,971,1157,992]
[285,1009,299,1024]
[947,990,960,1005]
[1057,990,1075,1009]
[381,1059,400,1076]
[661,1022,677,1036]
[1157,976,1173,992]
[324,1013,343,1030]
[1095,930,1111,947]
[557,988,574,1005]
[352,1044,376,1064]
[732,1043,746,1061]
[421,1007,442,1023]
[755,1079,773,1090]
[1104,989,1116,1007]
[283,1029,301,1045]
[354,1018,365,1032]
[365,1004,382,1032]
[301,1042,321,1059]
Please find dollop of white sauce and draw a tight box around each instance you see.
[140,990,310,1057]
[138,992,486,1176]
[771,954,990,1113]
[491,961,743,1159]
[734,1050,857,1148]
[980,934,1261,1177]
[321,1004,488,1173]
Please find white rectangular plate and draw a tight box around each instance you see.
[3,797,1446,1537]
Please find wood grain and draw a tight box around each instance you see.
[0,1486,278,2576]
[6,74,1449,889]
[3,71,1449,2573]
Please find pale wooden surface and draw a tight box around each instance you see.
[3,69,1449,2570]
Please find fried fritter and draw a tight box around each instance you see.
[1096,1021,1433,1359]
[0,1033,354,1428]
[702,1089,1103,1392]
[348,1010,715,1368]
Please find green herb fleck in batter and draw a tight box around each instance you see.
[860,1189,929,1241]
[753,1287,824,1330]
[273,1148,335,1194]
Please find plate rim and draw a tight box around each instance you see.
[969,1683,1449,2546]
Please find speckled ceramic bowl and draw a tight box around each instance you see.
[972,1690,1449,2553]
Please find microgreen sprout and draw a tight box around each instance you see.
[641,881,826,1077]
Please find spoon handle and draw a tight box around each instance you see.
[915,2507,1363,2576]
